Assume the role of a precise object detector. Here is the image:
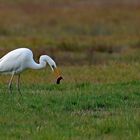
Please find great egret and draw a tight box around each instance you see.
[0,48,63,93]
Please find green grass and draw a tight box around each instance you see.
[0,80,139,140]
[0,57,139,140]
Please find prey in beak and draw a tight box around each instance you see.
[53,67,63,84]
[56,76,63,84]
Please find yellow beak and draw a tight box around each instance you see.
[54,68,61,78]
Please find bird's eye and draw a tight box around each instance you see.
[52,65,55,69]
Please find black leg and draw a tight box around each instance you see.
[17,74,22,95]
[8,72,15,94]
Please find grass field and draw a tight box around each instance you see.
[0,80,139,140]
[0,0,140,140]
[0,65,139,140]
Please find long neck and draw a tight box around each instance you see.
[29,61,46,70]
[28,55,55,70]
[29,56,47,70]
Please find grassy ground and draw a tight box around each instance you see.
[0,82,139,140]
[0,65,139,140]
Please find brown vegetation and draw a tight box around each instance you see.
[0,0,140,65]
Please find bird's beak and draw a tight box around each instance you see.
[54,68,60,78]
[54,68,63,84]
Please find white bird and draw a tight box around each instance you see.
[0,48,63,94]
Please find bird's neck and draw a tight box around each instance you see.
[30,62,46,70]
[29,55,52,70]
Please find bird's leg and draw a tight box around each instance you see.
[17,74,22,95]
[8,72,15,94]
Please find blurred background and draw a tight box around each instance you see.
[0,0,140,66]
